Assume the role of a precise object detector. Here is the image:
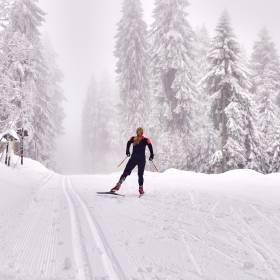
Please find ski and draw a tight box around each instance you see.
[96,191,125,197]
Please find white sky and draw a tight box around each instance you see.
[38,0,280,174]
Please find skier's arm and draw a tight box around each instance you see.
[126,137,133,156]
[147,138,154,160]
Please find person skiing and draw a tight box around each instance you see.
[110,127,154,195]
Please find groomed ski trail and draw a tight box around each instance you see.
[0,172,75,279]
[63,176,127,280]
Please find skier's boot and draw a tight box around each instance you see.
[139,186,144,195]
[110,183,121,193]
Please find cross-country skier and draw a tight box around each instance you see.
[110,127,154,195]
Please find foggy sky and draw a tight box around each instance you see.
[38,0,280,174]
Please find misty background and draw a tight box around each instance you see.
[38,0,280,174]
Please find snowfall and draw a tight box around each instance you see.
[0,157,280,280]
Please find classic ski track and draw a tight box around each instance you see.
[1,172,63,279]
[64,176,126,280]
[92,206,147,280]
[8,172,55,274]
[180,233,203,277]
[62,177,89,280]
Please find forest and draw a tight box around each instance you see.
[82,0,280,174]
[1,0,280,174]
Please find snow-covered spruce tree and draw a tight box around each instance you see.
[114,0,150,139]
[203,12,260,173]
[0,20,34,133]
[0,1,22,130]
[250,28,280,173]
[150,0,197,170]
[9,0,47,160]
[41,37,65,167]
[0,0,61,168]
[192,25,217,173]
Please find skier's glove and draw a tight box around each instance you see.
[126,152,131,157]
[149,155,154,161]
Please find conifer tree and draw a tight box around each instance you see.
[250,28,280,172]
[0,0,64,168]
[115,0,150,139]
[150,0,196,170]
[193,25,217,172]
[203,12,260,172]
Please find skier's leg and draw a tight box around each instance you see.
[111,158,137,192]
[138,160,146,194]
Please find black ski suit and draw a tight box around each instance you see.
[120,136,154,186]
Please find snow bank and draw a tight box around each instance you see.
[0,157,52,215]
[146,168,280,207]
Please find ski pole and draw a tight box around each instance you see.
[150,160,159,172]
[117,156,128,168]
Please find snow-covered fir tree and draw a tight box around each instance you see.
[150,0,197,170]
[8,0,56,166]
[203,11,260,173]
[42,36,65,141]
[250,28,280,173]
[194,25,211,82]
[38,37,65,168]
[0,0,64,168]
[114,0,150,139]
[0,13,34,132]
[192,25,217,172]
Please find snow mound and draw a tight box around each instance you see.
[0,157,53,212]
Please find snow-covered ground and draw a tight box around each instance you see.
[0,159,280,280]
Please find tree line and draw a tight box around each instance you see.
[83,0,280,174]
[0,0,64,169]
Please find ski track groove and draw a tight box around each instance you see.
[37,199,50,275]
[181,236,203,277]
[11,172,53,263]
[27,176,55,277]
[12,173,54,275]
[29,180,55,277]
[62,176,88,280]
[67,176,127,280]
[9,172,63,279]
[49,184,60,278]
[40,185,57,277]
[93,205,148,280]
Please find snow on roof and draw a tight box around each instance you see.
[0,129,19,141]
